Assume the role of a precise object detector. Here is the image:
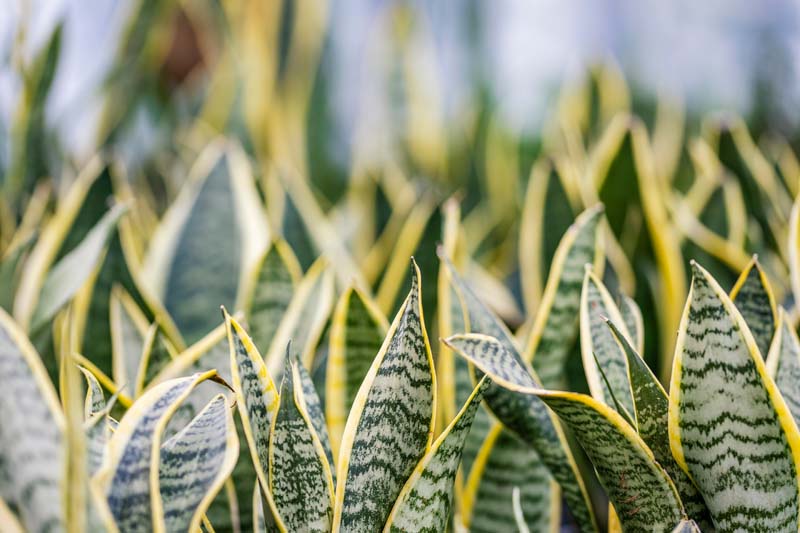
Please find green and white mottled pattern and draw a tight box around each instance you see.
[580,269,635,416]
[526,205,603,386]
[670,262,800,532]
[444,333,597,533]
[0,310,64,533]
[136,327,175,396]
[157,394,238,532]
[768,309,800,424]
[269,362,334,532]
[619,295,644,355]
[326,287,387,460]
[671,519,702,533]
[468,427,557,533]
[606,320,711,529]
[100,371,214,532]
[295,359,334,476]
[384,377,489,532]
[333,262,435,533]
[535,393,684,531]
[85,411,111,476]
[79,365,106,418]
[226,314,279,486]
[730,257,777,358]
[247,240,299,355]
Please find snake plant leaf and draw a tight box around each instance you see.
[606,320,711,529]
[332,261,436,533]
[244,239,301,355]
[134,324,177,397]
[0,309,65,533]
[79,365,106,418]
[525,204,604,386]
[580,268,635,416]
[295,356,334,476]
[110,285,149,390]
[269,359,334,532]
[326,286,388,460]
[155,394,239,533]
[265,258,334,374]
[224,311,286,532]
[730,256,777,358]
[671,519,702,533]
[669,261,800,532]
[31,204,127,333]
[463,424,559,533]
[95,370,218,532]
[512,486,533,533]
[441,258,598,533]
[619,295,644,354]
[767,309,800,424]
[446,334,686,532]
[85,398,116,477]
[142,142,269,344]
[0,232,36,312]
[383,377,489,532]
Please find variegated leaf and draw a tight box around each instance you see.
[134,324,177,397]
[463,424,558,533]
[525,204,604,386]
[0,308,64,533]
[384,377,489,532]
[606,320,711,528]
[326,286,388,460]
[580,268,635,416]
[141,142,268,344]
[440,257,598,533]
[619,295,644,355]
[446,334,685,532]
[295,356,334,476]
[671,519,702,532]
[79,365,106,418]
[265,258,334,374]
[155,394,239,533]
[31,204,126,332]
[269,359,334,532]
[110,285,149,390]
[95,370,217,532]
[670,261,800,532]
[730,256,777,358]
[244,239,301,355]
[332,261,435,532]
[767,309,800,424]
[224,311,285,532]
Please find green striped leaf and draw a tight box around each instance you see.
[31,204,127,333]
[326,286,388,460]
[224,311,286,532]
[79,365,106,418]
[440,256,598,533]
[95,370,218,532]
[244,239,301,355]
[605,320,711,528]
[85,405,114,477]
[134,324,177,397]
[0,309,64,533]
[384,377,489,532]
[671,519,702,533]
[525,204,604,386]
[669,261,800,532]
[295,355,334,477]
[155,394,239,533]
[141,142,268,344]
[269,359,334,532]
[767,309,800,424]
[264,258,334,374]
[332,261,435,532]
[619,295,644,354]
[730,256,777,358]
[446,334,686,532]
[580,268,635,416]
[463,425,558,533]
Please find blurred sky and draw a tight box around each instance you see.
[2,0,800,165]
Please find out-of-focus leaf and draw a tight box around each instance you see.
[110,285,149,391]
[326,286,387,459]
[78,365,106,418]
[332,261,435,532]
[767,309,800,424]
[730,256,777,358]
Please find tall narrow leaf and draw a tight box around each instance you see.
[669,262,800,532]
[730,256,777,357]
[332,261,436,532]
[767,309,800,424]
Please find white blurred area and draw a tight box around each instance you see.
[2,0,800,166]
